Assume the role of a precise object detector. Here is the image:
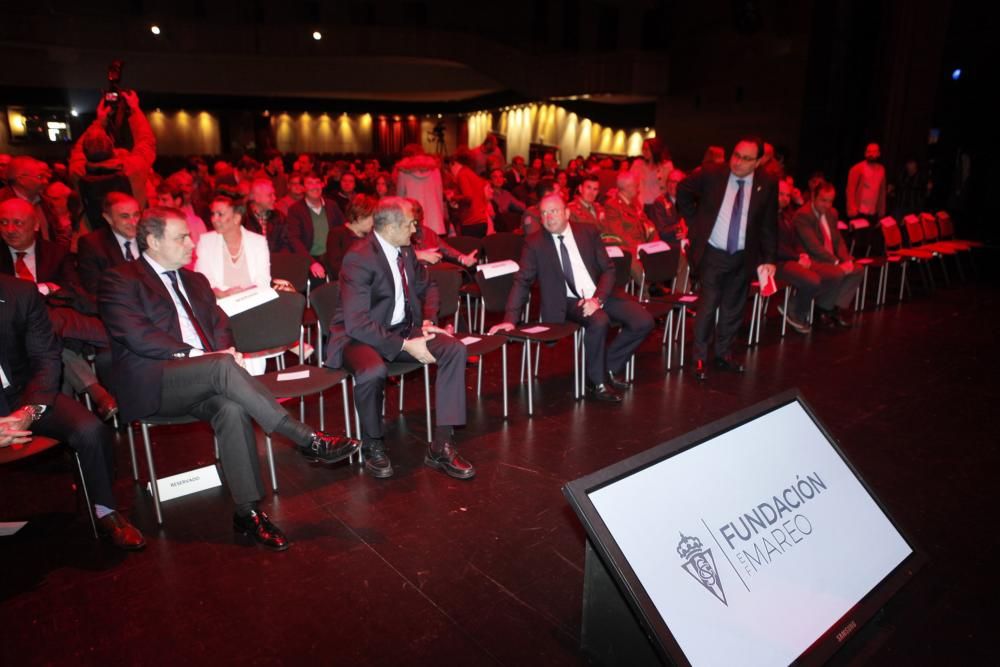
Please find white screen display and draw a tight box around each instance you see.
[588,402,912,667]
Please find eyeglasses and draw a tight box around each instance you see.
[731,152,759,163]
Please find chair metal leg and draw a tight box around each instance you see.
[74,452,99,539]
[665,310,674,370]
[264,435,278,493]
[399,374,405,410]
[423,365,432,440]
[501,343,509,418]
[525,341,534,415]
[126,425,139,481]
[214,436,220,461]
[140,422,163,525]
[477,357,484,397]
[679,308,687,367]
[747,292,760,346]
[341,379,352,439]
[781,288,791,337]
[899,263,908,302]
[318,391,325,431]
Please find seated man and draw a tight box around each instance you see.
[77,192,142,297]
[490,194,654,403]
[0,274,143,550]
[600,171,655,285]
[567,175,605,227]
[793,181,863,328]
[285,172,344,279]
[243,178,297,256]
[325,197,474,481]
[775,180,820,334]
[98,207,360,551]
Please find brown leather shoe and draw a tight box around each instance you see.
[96,511,146,551]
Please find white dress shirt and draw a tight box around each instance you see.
[7,243,37,281]
[374,231,406,326]
[143,254,207,352]
[552,224,597,300]
[112,230,138,261]
[709,171,755,252]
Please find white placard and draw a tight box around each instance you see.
[588,402,912,667]
[277,369,311,381]
[0,521,27,536]
[478,260,520,280]
[460,336,482,345]
[605,245,624,258]
[638,240,671,255]
[520,325,549,334]
[217,286,279,316]
[679,295,698,303]
[147,464,223,502]
[850,218,871,230]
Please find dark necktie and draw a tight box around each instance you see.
[14,251,35,282]
[123,241,135,261]
[726,179,745,254]
[557,235,579,298]
[164,270,213,352]
[396,249,413,330]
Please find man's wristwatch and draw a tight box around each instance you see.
[21,404,47,423]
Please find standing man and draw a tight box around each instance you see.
[325,197,474,481]
[490,194,654,403]
[677,137,778,380]
[99,207,359,551]
[286,172,345,277]
[846,143,887,223]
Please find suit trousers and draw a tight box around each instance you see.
[810,264,864,310]
[694,246,750,361]
[566,296,654,385]
[776,261,825,321]
[343,330,467,442]
[157,354,292,505]
[32,393,116,508]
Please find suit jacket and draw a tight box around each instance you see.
[793,204,852,265]
[0,238,78,287]
[567,198,604,227]
[286,198,346,261]
[676,163,778,272]
[194,229,271,290]
[0,275,62,412]
[0,187,66,246]
[77,227,132,296]
[504,223,616,324]
[325,233,439,369]
[244,206,297,255]
[98,257,234,421]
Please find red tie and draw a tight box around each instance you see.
[14,251,35,282]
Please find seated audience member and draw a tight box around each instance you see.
[326,194,377,278]
[775,180,819,334]
[43,180,84,251]
[325,197,475,481]
[0,153,10,188]
[567,175,605,227]
[261,149,288,199]
[286,173,345,279]
[333,172,358,215]
[793,181,863,329]
[1,156,66,246]
[512,167,541,207]
[244,178,297,255]
[395,144,447,235]
[446,150,492,238]
[156,181,207,268]
[489,194,654,403]
[410,200,478,268]
[505,155,527,188]
[0,274,144,549]
[600,172,656,285]
[77,193,142,297]
[99,207,360,550]
[521,179,560,236]
[275,173,305,215]
[489,168,526,231]
[373,173,392,199]
[69,91,156,221]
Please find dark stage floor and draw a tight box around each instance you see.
[3,261,998,666]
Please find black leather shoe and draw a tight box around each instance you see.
[362,444,394,479]
[299,432,361,464]
[96,511,146,551]
[607,371,629,390]
[586,383,623,403]
[829,309,852,328]
[713,356,745,374]
[424,442,476,480]
[233,510,289,551]
[693,359,708,381]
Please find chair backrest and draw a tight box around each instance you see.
[230,291,305,353]
[936,211,955,238]
[448,235,484,257]
[309,281,340,338]
[639,246,681,284]
[880,217,902,251]
[429,266,462,321]
[495,211,522,234]
[482,232,525,264]
[902,214,924,245]
[475,271,516,315]
[611,249,632,289]
[920,212,939,242]
[270,252,311,292]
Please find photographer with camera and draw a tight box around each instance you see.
[69,86,156,233]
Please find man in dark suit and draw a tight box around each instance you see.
[0,275,144,549]
[98,206,359,551]
[793,181,863,328]
[325,197,474,481]
[677,137,778,380]
[490,194,654,403]
[285,173,345,276]
[77,192,141,297]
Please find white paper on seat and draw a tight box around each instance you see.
[0,521,27,536]
[837,221,848,230]
[148,464,222,502]
[605,245,624,258]
[477,260,520,279]
[638,240,671,255]
[460,336,482,345]
[277,369,311,381]
[850,218,871,230]
[679,295,698,303]
[521,325,550,334]
[217,286,279,316]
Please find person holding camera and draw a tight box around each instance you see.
[69,90,157,231]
